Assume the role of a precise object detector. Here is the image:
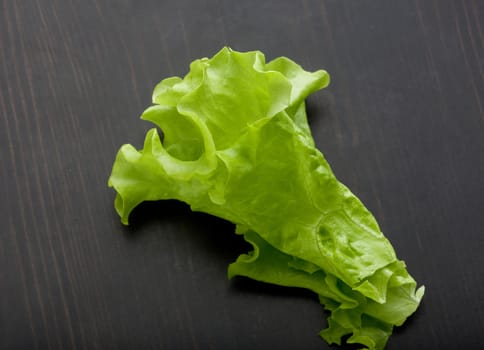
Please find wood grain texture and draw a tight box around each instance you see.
[0,0,483,349]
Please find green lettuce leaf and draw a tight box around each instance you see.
[108,47,424,350]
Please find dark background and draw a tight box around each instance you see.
[1,1,483,349]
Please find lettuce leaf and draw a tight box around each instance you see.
[108,47,424,350]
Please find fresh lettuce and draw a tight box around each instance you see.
[108,47,424,350]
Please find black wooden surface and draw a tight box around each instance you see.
[1,1,483,349]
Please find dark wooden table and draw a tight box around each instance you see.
[1,1,483,349]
